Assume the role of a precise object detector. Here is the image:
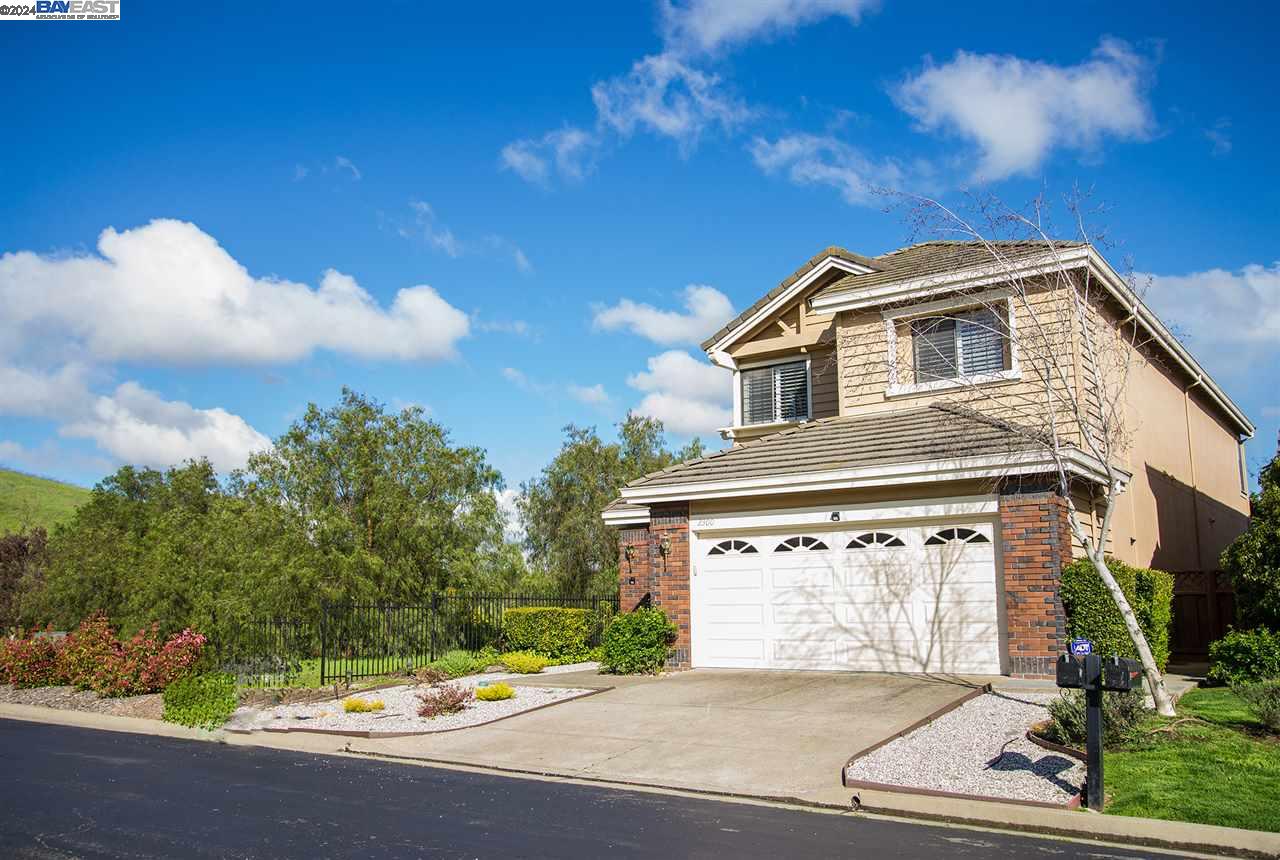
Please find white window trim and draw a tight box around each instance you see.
[1239,440,1250,498]
[733,355,812,428]
[883,290,1020,398]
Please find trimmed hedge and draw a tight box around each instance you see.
[600,607,676,674]
[1208,628,1280,686]
[502,607,597,660]
[162,672,237,730]
[1060,557,1174,671]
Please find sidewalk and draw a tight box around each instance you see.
[3,700,1277,859]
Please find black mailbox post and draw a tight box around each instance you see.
[1055,653,1140,810]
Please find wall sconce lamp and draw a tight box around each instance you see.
[658,536,672,557]
[623,544,635,562]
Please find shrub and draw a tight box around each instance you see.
[1233,680,1280,732]
[499,651,549,674]
[475,682,515,701]
[1221,452,1280,629]
[430,649,486,679]
[502,607,598,660]
[343,697,385,713]
[600,607,676,674]
[416,682,472,718]
[1060,557,1174,671]
[1,635,63,688]
[1044,688,1148,748]
[162,672,236,729]
[58,613,119,689]
[1208,628,1280,686]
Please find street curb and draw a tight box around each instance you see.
[3,703,1277,858]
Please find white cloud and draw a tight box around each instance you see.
[591,53,752,152]
[61,382,271,473]
[593,285,733,345]
[0,439,112,479]
[660,0,877,55]
[397,202,533,273]
[748,133,908,204]
[894,38,1155,181]
[406,200,462,258]
[567,383,610,405]
[494,487,524,543]
[0,219,471,365]
[334,155,362,181]
[626,350,731,435]
[500,127,598,186]
[1145,262,1280,377]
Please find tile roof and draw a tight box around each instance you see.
[698,246,882,351]
[623,403,1048,491]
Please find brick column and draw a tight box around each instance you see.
[649,503,691,668]
[999,487,1071,678]
[617,525,653,612]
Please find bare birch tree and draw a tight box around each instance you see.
[874,188,1177,715]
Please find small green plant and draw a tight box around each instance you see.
[416,682,472,718]
[1044,688,1148,748]
[1209,628,1280,686]
[430,649,485,679]
[499,651,549,674]
[475,682,515,701]
[343,697,385,713]
[600,607,677,674]
[1233,679,1280,731]
[162,672,237,730]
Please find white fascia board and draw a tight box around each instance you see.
[809,248,1091,314]
[704,256,875,363]
[619,450,1129,505]
[601,508,650,526]
[1082,249,1254,438]
[689,495,998,535]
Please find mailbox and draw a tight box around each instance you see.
[1100,656,1133,692]
[1056,654,1084,689]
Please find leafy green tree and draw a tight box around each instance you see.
[232,388,510,605]
[0,527,48,632]
[1223,451,1280,630]
[519,413,702,594]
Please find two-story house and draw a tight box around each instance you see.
[603,242,1254,678]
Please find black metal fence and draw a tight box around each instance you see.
[214,593,618,687]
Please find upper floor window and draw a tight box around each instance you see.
[741,360,809,426]
[911,307,1008,384]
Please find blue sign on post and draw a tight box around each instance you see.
[1070,638,1093,657]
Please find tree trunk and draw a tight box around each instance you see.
[1089,551,1177,716]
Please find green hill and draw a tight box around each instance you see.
[0,468,92,535]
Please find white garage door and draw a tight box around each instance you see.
[691,523,1001,674]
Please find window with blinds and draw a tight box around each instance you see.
[910,307,1007,384]
[741,360,809,425]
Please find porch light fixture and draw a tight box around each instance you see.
[658,536,671,557]
[830,512,841,522]
[623,544,635,562]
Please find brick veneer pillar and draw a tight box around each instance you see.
[999,486,1072,678]
[614,503,691,668]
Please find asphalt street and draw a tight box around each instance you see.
[0,719,1173,859]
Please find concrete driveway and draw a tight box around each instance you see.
[353,669,981,804]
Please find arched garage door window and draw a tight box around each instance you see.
[924,527,989,546]
[846,531,906,549]
[708,539,758,556]
[775,536,829,552]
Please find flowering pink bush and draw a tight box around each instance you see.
[1,636,64,688]
[92,624,207,697]
[57,613,119,690]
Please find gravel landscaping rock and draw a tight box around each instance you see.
[227,673,595,735]
[844,692,1084,805]
[0,684,164,720]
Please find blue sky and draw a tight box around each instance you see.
[2,0,1277,498]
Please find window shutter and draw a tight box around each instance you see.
[741,367,776,425]
[912,317,957,382]
[740,361,809,425]
[776,361,808,421]
[957,308,1005,375]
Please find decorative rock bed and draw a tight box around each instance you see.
[226,672,600,737]
[0,684,164,720]
[844,691,1084,806]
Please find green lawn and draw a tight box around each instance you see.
[1104,687,1280,832]
[0,468,91,534]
